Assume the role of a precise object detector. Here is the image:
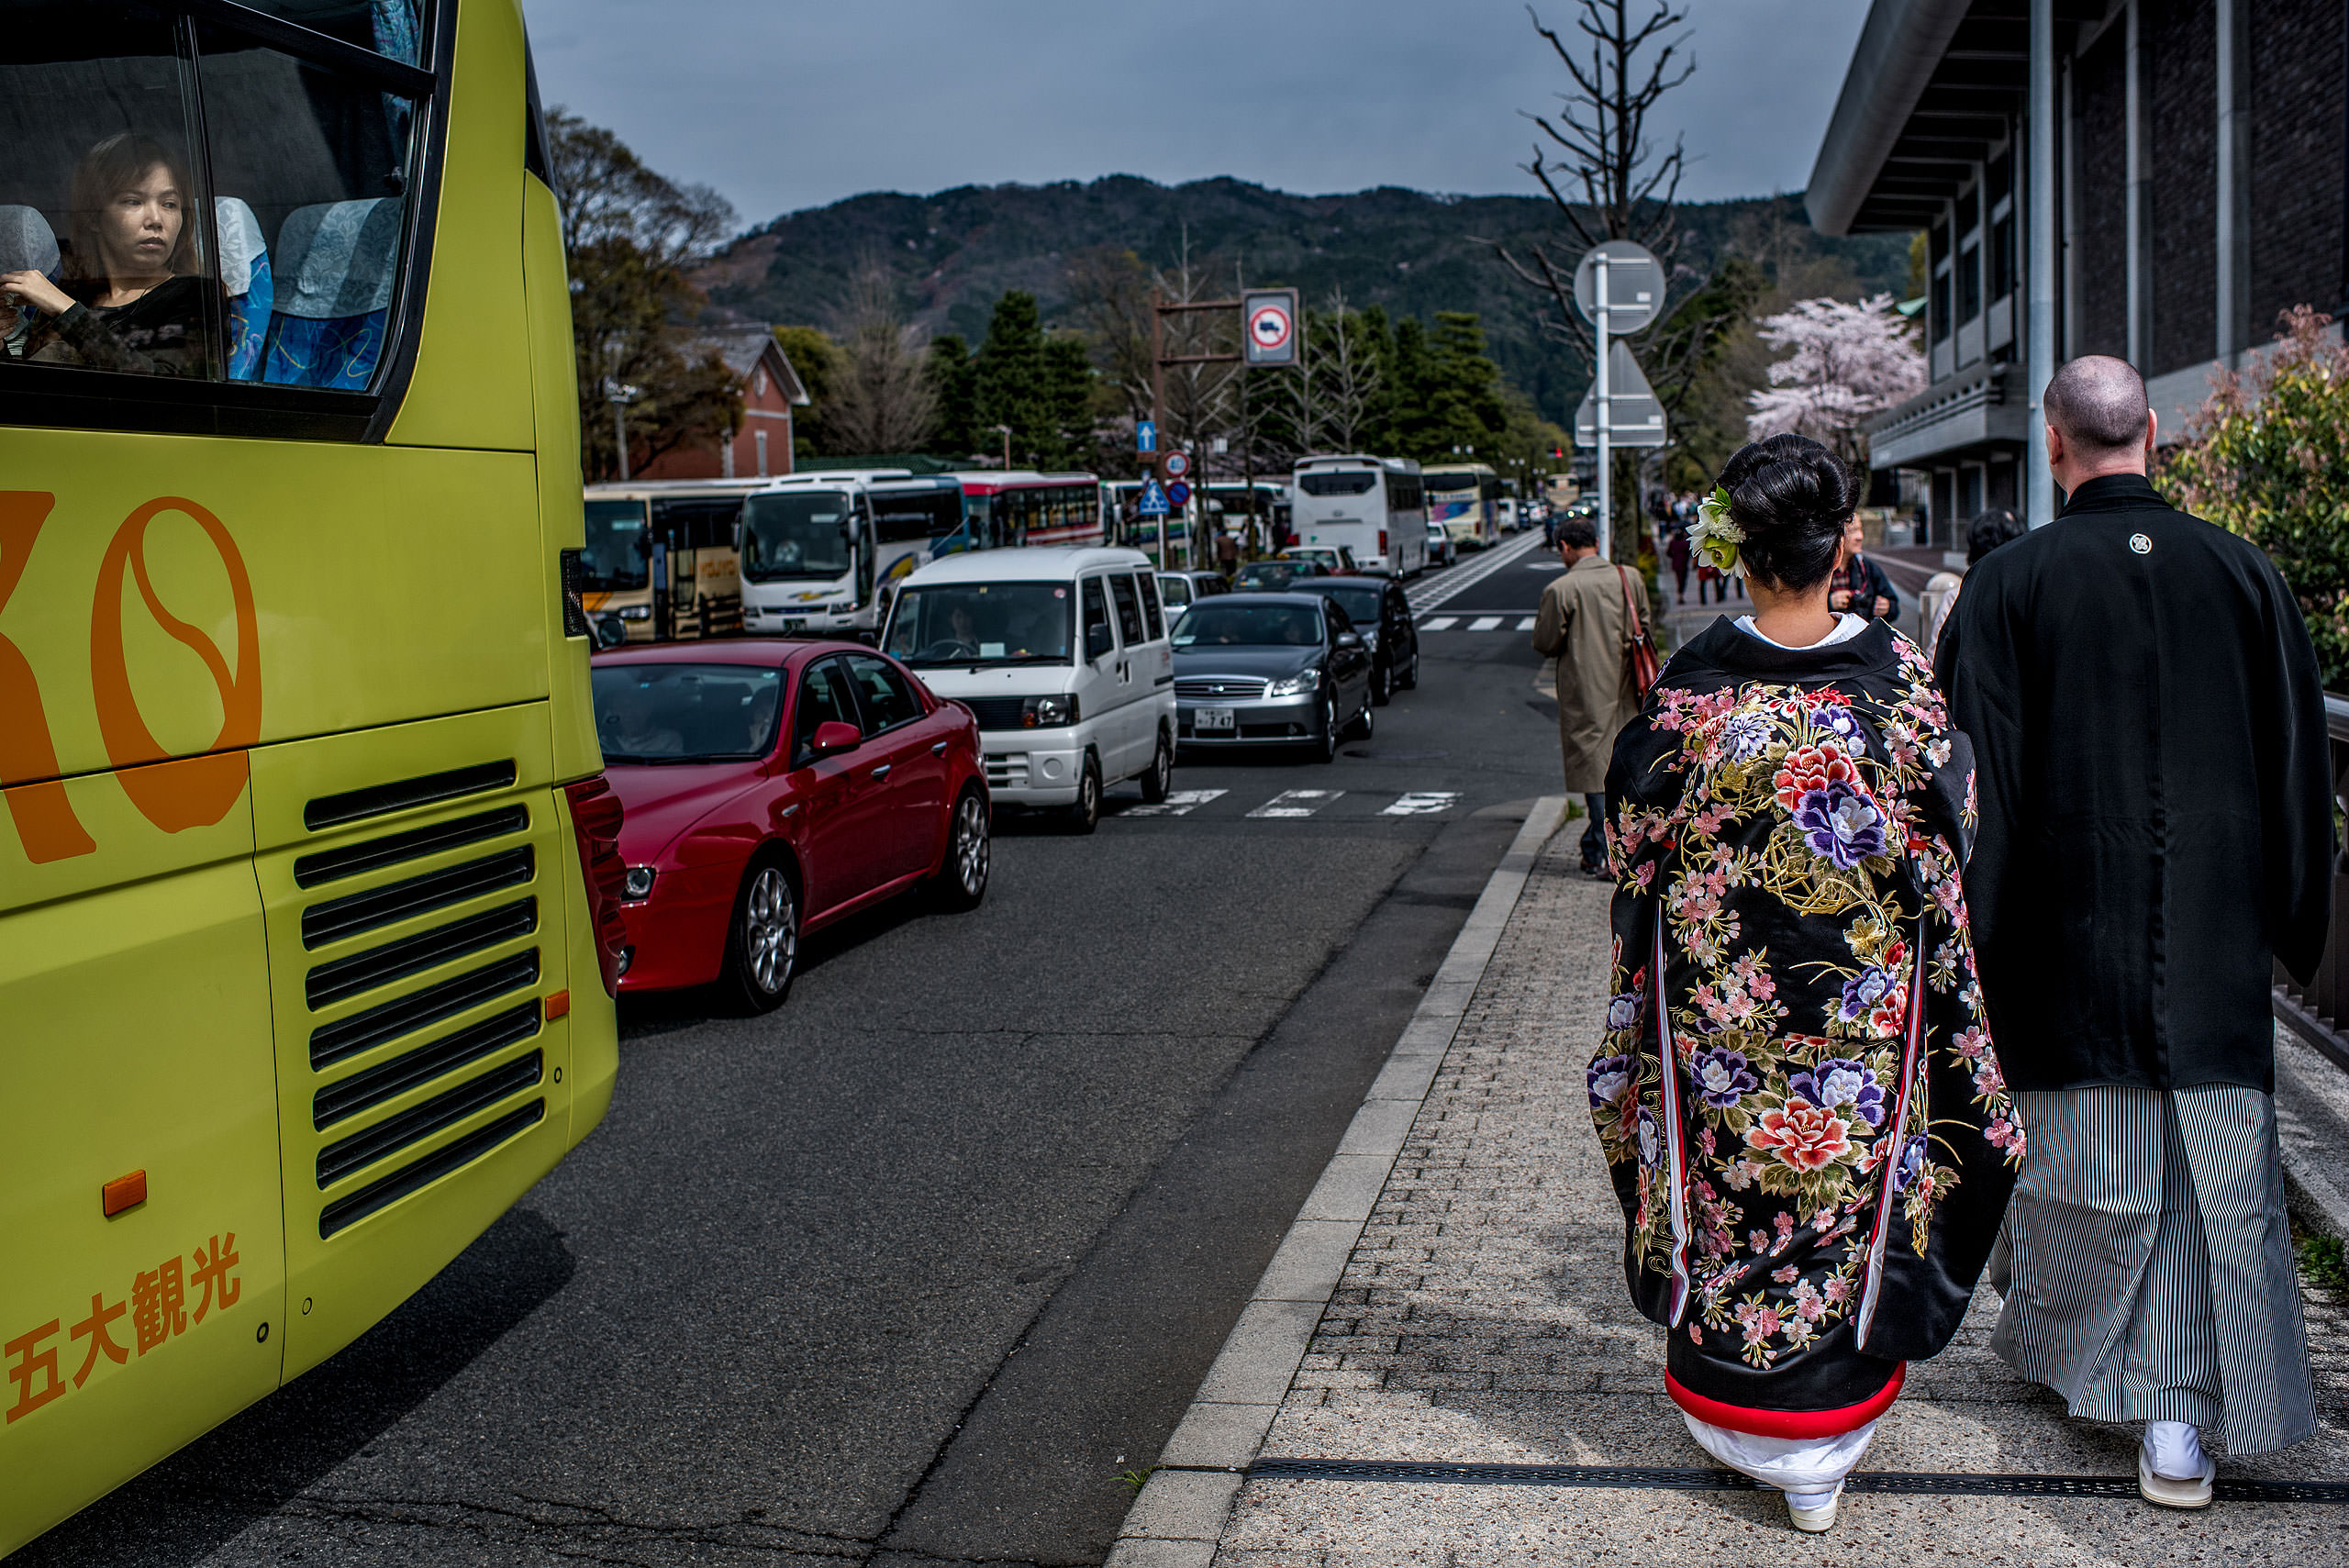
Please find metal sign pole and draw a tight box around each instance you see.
[1595,251,1612,561]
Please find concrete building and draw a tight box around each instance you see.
[631,326,810,482]
[1809,0,2347,544]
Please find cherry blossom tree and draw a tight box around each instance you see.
[1744,295,1924,469]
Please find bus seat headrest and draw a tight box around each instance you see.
[273,198,399,319]
[214,197,269,298]
[0,206,60,279]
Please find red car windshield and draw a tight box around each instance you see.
[593,662,785,763]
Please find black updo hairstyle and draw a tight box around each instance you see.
[1713,433,1857,592]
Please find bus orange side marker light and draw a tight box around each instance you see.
[545,990,570,1021]
[102,1171,146,1218]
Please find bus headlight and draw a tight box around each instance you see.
[618,605,651,621]
[623,865,657,901]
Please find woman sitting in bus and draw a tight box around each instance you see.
[0,133,220,378]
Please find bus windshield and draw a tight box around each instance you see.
[741,491,855,582]
[885,583,1072,666]
[871,486,964,544]
[592,662,784,763]
[581,499,650,591]
[1422,474,1478,495]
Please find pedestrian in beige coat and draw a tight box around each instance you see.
[1531,516,1645,873]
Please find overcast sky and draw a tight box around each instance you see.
[527,0,1871,231]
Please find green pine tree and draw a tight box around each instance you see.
[974,291,1050,466]
[1041,334,1096,470]
[925,332,977,457]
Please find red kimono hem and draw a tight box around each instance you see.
[1665,1362,1905,1440]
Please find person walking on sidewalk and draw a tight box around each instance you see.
[1532,516,1646,877]
[1935,355,2333,1507]
[1829,514,1900,623]
[1594,435,2021,1532]
[1666,523,1691,603]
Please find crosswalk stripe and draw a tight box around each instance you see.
[1382,792,1460,817]
[1419,616,1459,631]
[1517,616,1537,631]
[1248,789,1343,818]
[1468,616,1502,631]
[1123,788,1226,817]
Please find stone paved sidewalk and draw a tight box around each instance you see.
[1197,838,2349,1565]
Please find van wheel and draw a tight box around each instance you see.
[932,786,991,910]
[1064,753,1103,834]
[1139,729,1173,803]
[721,857,797,1014]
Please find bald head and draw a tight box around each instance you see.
[2046,356,2150,450]
[2043,354,2154,491]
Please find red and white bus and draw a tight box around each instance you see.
[960,471,1103,549]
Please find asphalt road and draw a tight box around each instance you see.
[22,531,1573,1568]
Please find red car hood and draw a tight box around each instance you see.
[606,761,767,864]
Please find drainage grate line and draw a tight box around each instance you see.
[1239,1458,2349,1503]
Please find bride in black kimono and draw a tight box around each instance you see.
[1590,434,2021,1531]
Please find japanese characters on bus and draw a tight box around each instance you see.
[0,0,426,390]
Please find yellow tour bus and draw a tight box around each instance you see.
[1420,462,1501,552]
[580,479,751,643]
[0,0,626,1551]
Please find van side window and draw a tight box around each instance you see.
[1109,573,1145,646]
[1137,573,1165,639]
[0,0,428,410]
[1081,575,1111,648]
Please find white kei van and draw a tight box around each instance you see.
[880,547,1175,832]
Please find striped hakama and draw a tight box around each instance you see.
[1992,1084,2316,1454]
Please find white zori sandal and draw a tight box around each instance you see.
[2139,1421,2215,1509]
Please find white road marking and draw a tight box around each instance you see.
[1123,788,1227,817]
[1517,616,1537,631]
[1419,616,1459,631]
[1404,529,1550,613]
[1382,792,1460,817]
[1248,790,1343,818]
[1467,616,1502,631]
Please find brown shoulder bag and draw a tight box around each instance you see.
[1616,564,1662,699]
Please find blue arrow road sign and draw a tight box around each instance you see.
[1137,476,1171,517]
[1137,420,1156,454]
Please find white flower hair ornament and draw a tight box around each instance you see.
[1689,485,1744,578]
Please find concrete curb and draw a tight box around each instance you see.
[1104,795,1568,1568]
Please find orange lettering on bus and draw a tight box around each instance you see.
[91,497,262,833]
[0,492,97,863]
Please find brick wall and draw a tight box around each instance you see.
[2250,0,2346,337]
[2073,27,2132,359]
[2150,0,2219,376]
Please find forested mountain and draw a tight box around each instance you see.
[695,177,1913,418]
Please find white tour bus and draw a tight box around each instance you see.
[737,471,902,637]
[1290,455,1428,576]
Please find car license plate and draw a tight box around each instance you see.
[1197,706,1235,732]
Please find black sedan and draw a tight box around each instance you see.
[1170,593,1375,762]
[1291,575,1419,706]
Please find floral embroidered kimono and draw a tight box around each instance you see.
[1591,617,2021,1437]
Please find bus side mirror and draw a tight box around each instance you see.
[1085,623,1114,662]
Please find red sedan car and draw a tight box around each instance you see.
[590,639,991,1011]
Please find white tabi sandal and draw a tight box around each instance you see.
[1786,1484,1842,1532]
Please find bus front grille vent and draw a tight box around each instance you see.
[305,760,518,830]
[317,1099,546,1239]
[300,847,535,949]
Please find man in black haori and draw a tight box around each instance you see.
[1936,354,2334,1507]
